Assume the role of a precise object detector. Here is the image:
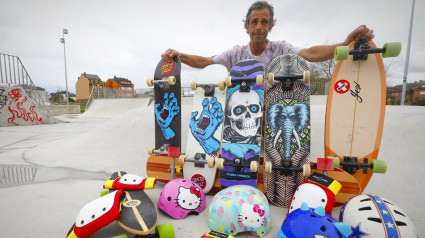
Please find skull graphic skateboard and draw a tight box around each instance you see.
[263,54,311,207]
[325,40,401,191]
[147,57,181,154]
[179,64,228,193]
[217,59,264,188]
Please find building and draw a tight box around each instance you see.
[413,84,425,100]
[75,73,105,102]
[105,76,134,98]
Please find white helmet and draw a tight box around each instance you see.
[339,194,418,237]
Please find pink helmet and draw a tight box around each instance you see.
[158,178,206,219]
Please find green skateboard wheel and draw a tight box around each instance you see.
[382,42,402,58]
[156,223,174,238]
[330,156,340,167]
[100,190,109,197]
[334,46,349,60]
[370,159,387,173]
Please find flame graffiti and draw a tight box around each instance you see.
[7,88,44,126]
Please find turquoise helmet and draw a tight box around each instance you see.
[207,185,270,237]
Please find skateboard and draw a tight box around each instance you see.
[105,171,173,237]
[146,154,183,183]
[217,59,264,188]
[325,40,401,191]
[147,57,182,153]
[263,54,311,207]
[179,64,228,192]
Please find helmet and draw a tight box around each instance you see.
[207,185,270,237]
[287,172,341,216]
[279,203,352,238]
[158,178,206,219]
[339,194,419,237]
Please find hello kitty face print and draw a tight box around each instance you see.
[177,186,202,210]
[238,203,265,228]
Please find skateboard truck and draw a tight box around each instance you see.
[179,153,215,168]
[267,71,310,91]
[146,76,177,89]
[224,75,264,93]
[191,82,225,97]
[329,156,387,175]
[264,160,311,177]
[334,39,402,61]
[167,147,180,180]
[217,158,258,173]
[148,144,170,155]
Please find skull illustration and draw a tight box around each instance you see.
[227,90,262,138]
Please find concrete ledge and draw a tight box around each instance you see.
[41,105,81,116]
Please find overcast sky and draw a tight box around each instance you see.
[1,0,424,93]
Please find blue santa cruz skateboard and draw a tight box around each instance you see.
[147,57,181,155]
[217,59,264,188]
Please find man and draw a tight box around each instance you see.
[161,1,375,70]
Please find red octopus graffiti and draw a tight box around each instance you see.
[7,88,44,126]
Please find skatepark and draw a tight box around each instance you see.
[0,96,423,237]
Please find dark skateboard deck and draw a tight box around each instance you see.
[148,57,181,150]
[219,59,264,188]
[264,54,311,207]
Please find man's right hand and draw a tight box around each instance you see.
[161,48,180,62]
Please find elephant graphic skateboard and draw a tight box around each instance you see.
[325,40,401,192]
[263,54,311,207]
[179,64,228,193]
[147,57,181,154]
[217,59,264,188]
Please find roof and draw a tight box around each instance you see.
[84,73,101,80]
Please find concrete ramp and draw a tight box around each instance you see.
[0,86,61,127]
[81,98,150,118]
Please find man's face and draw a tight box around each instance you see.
[246,8,273,44]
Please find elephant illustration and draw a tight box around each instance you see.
[267,103,309,160]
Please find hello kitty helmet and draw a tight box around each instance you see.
[158,178,206,220]
[339,194,418,237]
[208,185,270,237]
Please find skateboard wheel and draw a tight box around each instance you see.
[370,159,387,173]
[265,161,272,174]
[207,157,215,168]
[225,76,232,87]
[256,75,263,85]
[190,81,197,90]
[218,81,226,90]
[179,154,187,164]
[303,163,311,177]
[168,76,176,85]
[100,190,109,197]
[382,42,402,58]
[267,72,274,85]
[111,235,127,238]
[146,78,154,87]
[303,71,310,83]
[330,156,340,167]
[148,147,155,155]
[217,158,224,170]
[334,46,349,60]
[156,223,174,238]
[250,161,258,172]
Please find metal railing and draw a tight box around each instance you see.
[0,53,46,106]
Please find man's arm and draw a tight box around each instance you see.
[161,49,214,68]
[298,25,375,62]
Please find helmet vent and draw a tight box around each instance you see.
[367,217,382,223]
[358,206,372,211]
[360,198,371,202]
[394,210,406,217]
[396,221,407,226]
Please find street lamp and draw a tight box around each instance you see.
[60,28,69,105]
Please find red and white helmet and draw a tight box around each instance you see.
[339,194,418,238]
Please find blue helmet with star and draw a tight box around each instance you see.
[278,202,352,238]
[340,194,418,238]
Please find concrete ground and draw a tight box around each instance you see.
[0,96,423,237]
